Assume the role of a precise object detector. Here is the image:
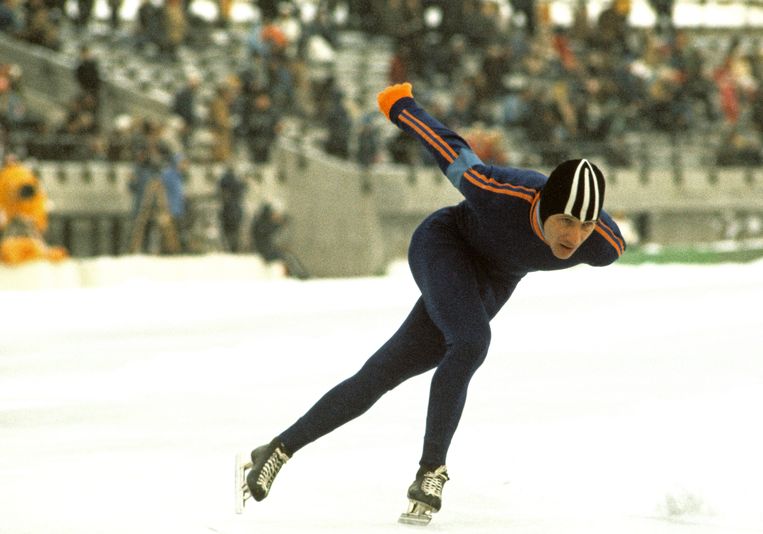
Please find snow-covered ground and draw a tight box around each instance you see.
[1,256,762,533]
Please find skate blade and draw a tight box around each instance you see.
[234,452,253,514]
[398,501,434,526]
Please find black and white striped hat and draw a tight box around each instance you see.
[540,158,606,223]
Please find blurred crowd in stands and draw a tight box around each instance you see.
[2,0,763,171]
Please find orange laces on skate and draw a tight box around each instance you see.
[256,447,290,494]
[421,466,449,497]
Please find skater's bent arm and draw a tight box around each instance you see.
[589,211,627,263]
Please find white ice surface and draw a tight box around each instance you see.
[1,256,762,533]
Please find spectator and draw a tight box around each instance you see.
[445,90,476,130]
[134,0,163,54]
[257,0,278,20]
[128,178,152,251]
[716,128,763,166]
[524,86,570,165]
[75,45,101,114]
[356,113,379,168]
[57,92,99,151]
[272,2,302,58]
[1,63,43,134]
[648,0,674,35]
[243,92,282,163]
[464,126,509,166]
[500,83,533,128]
[171,71,201,150]
[266,55,295,110]
[301,2,339,52]
[323,90,352,159]
[209,81,236,162]
[107,0,123,29]
[130,118,168,192]
[465,0,502,48]
[668,30,716,125]
[375,0,424,64]
[218,166,246,252]
[478,43,513,101]
[251,201,286,264]
[141,118,171,163]
[592,0,631,54]
[128,132,161,253]
[76,0,95,28]
[461,0,489,47]
[161,0,187,61]
[0,0,21,34]
[260,16,289,59]
[751,83,763,138]
[509,0,537,36]
[128,119,166,216]
[389,44,413,85]
[19,0,60,50]
[216,0,231,27]
[159,153,189,251]
[387,129,420,165]
[105,114,134,162]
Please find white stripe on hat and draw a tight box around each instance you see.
[563,160,583,216]
[591,162,600,220]
[580,165,591,220]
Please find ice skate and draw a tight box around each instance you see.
[234,438,291,513]
[248,439,291,501]
[398,465,449,526]
[234,452,252,514]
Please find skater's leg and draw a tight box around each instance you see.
[418,276,493,467]
[408,226,518,467]
[278,297,447,454]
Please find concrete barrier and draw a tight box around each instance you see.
[275,144,763,274]
[278,142,387,277]
[26,149,762,271]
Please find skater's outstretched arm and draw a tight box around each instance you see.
[377,83,537,208]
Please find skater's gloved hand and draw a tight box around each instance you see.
[377,82,414,120]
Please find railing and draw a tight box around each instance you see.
[36,161,241,256]
[0,34,170,130]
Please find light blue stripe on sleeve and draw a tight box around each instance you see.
[446,149,483,188]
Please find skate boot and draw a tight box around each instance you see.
[399,465,449,526]
[237,438,291,511]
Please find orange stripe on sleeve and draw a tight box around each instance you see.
[599,221,626,253]
[463,170,535,202]
[399,114,456,164]
[594,225,624,256]
[401,110,459,160]
[469,168,538,197]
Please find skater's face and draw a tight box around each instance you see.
[543,214,596,259]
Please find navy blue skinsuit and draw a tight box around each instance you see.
[279,97,626,467]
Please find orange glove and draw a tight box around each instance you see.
[377,82,414,120]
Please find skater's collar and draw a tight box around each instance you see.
[530,192,547,242]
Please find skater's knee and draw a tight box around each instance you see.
[443,330,490,373]
[446,329,491,367]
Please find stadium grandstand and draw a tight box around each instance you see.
[1,0,763,276]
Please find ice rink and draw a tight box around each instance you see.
[1,256,762,533]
